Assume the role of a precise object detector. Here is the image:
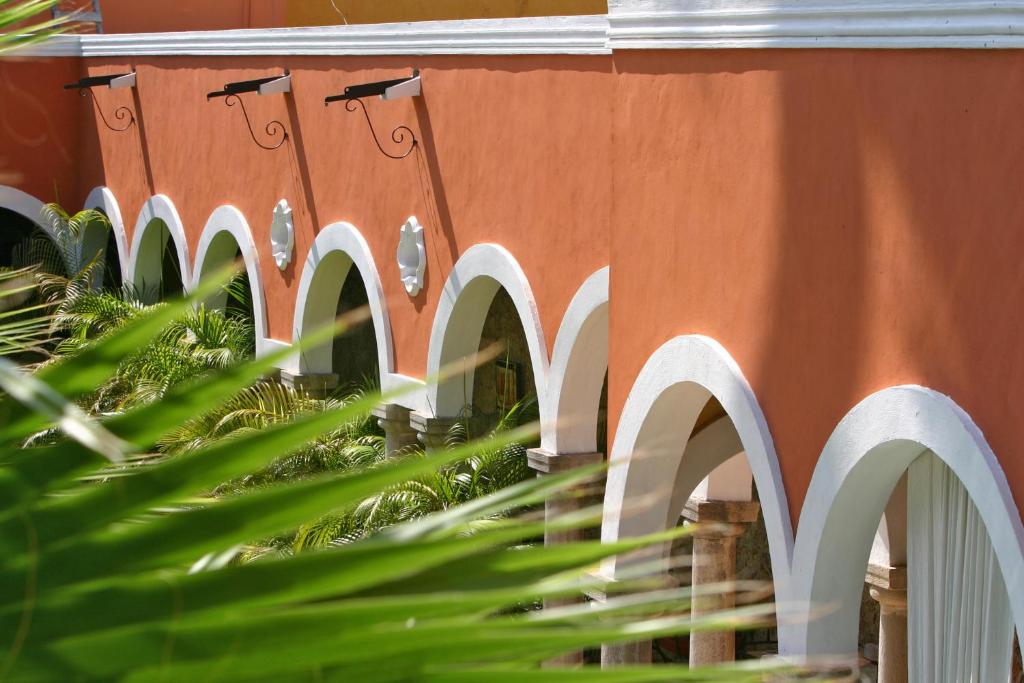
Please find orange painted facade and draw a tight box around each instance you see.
[5,34,1024,533]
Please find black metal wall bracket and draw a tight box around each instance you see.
[325,70,420,160]
[64,72,137,132]
[207,71,291,151]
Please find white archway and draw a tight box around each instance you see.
[192,205,269,356]
[600,335,793,598]
[292,221,393,386]
[81,186,129,287]
[128,194,190,300]
[425,243,549,420]
[542,266,608,454]
[785,385,1024,659]
[0,184,47,233]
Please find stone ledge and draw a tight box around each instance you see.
[526,448,604,474]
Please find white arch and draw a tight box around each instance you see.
[192,205,269,356]
[542,266,608,453]
[785,385,1024,659]
[425,243,549,419]
[0,184,48,234]
[292,221,393,385]
[600,335,793,598]
[128,194,190,298]
[81,186,129,286]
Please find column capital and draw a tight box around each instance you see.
[279,370,338,399]
[409,411,462,450]
[526,448,604,474]
[865,563,907,591]
[682,497,760,524]
[371,402,411,423]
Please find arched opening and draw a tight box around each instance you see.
[0,207,39,269]
[133,219,184,303]
[468,286,538,434]
[80,211,123,290]
[816,445,1015,680]
[333,265,379,394]
[298,249,380,395]
[793,387,1024,680]
[600,336,791,667]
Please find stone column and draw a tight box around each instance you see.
[371,403,417,457]
[528,448,604,667]
[683,497,760,667]
[409,411,461,452]
[279,370,338,399]
[866,565,908,683]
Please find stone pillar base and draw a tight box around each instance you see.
[528,448,605,668]
[280,370,338,399]
[866,564,907,683]
[371,403,417,457]
[683,497,760,668]
[409,411,461,451]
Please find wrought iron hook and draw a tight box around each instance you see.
[223,94,288,151]
[80,87,135,132]
[343,97,417,160]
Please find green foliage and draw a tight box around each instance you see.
[0,0,68,55]
[0,285,785,681]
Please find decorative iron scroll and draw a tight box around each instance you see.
[80,87,135,132]
[343,97,417,160]
[223,94,288,151]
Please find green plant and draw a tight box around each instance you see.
[0,279,782,681]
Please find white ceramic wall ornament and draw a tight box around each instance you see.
[397,216,426,296]
[270,199,294,270]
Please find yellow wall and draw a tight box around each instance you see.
[286,0,606,26]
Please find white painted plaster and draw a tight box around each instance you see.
[127,194,190,299]
[693,451,752,503]
[607,0,1024,49]
[15,15,610,57]
[192,205,270,356]
[542,266,608,454]
[17,4,1024,56]
[81,186,129,287]
[783,386,1024,659]
[599,335,793,592]
[291,221,393,387]
[0,184,48,234]
[425,243,549,420]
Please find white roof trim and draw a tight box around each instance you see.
[606,0,1024,49]
[12,2,1024,57]
[13,15,609,57]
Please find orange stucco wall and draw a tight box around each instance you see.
[7,46,1024,530]
[0,57,82,205]
[76,55,611,376]
[609,49,1024,527]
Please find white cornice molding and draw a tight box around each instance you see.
[13,15,609,57]
[607,0,1024,49]
[11,3,1024,57]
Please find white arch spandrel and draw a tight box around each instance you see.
[425,243,549,420]
[600,335,794,598]
[542,266,608,454]
[291,221,393,386]
[192,205,269,356]
[128,194,190,295]
[785,385,1024,659]
[82,186,129,285]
